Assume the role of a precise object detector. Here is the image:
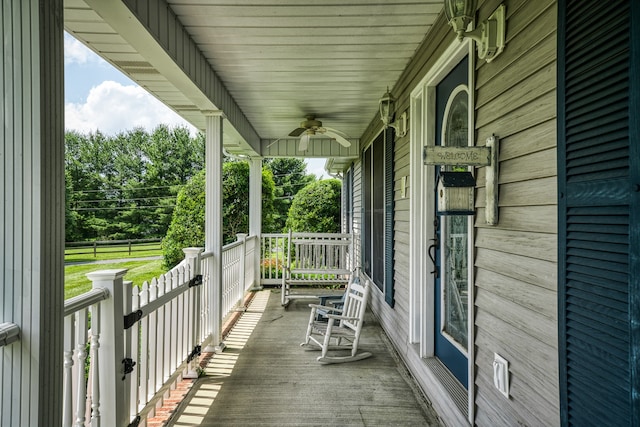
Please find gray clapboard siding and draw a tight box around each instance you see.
[475,205,557,233]
[476,177,557,208]
[476,62,556,127]
[476,177,558,208]
[475,269,557,316]
[475,314,558,385]
[475,228,557,262]
[476,289,556,344]
[475,355,559,427]
[475,149,556,186]
[476,90,556,142]
[475,248,557,291]
[498,118,556,160]
[475,340,560,424]
[476,346,559,407]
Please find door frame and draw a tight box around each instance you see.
[409,38,475,423]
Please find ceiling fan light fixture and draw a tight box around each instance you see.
[299,131,313,151]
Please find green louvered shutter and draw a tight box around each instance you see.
[558,0,640,424]
[384,128,395,307]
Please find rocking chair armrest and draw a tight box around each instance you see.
[308,303,343,313]
[326,313,359,321]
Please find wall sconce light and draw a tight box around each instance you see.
[379,88,408,137]
[444,1,506,62]
[437,171,476,215]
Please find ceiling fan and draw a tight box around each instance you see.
[288,115,351,151]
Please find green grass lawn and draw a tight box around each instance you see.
[65,259,167,299]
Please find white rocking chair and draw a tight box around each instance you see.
[301,278,372,364]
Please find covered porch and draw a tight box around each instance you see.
[165,289,442,426]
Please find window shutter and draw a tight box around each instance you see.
[558,0,638,424]
[384,128,395,306]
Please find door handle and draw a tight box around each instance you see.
[428,238,438,278]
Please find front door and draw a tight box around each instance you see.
[434,56,469,388]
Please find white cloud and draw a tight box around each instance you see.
[64,33,105,66]
[305,158,327,179]
[65,81,196,136]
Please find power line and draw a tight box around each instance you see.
[70,205,175,212]
[74,196,176,204]
[69,184,186,194]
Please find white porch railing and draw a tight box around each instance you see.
[260,233,288,285]
[61,234,258,427]
[259,232,354,286]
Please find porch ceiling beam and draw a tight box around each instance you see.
[82,0,261,154]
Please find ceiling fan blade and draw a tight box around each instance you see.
[299,133,311,151]
[323,130,351,147]
[322,126,348,137]
[289,127,306,137]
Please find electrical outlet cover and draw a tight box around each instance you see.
[493,353,509,398]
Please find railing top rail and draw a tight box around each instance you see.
[261,232,352,238]
[291,232,352,239]
[293,239,351,245]
[223,240,244,251]
[64,287,110,317]
[0,322,20,347]
[200,251,214,259]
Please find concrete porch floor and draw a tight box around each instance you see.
[167,289,444,427]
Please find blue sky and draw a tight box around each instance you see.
[64,32,326,177]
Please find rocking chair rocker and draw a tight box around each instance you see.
[301,278,372,364]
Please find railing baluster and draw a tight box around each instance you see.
[139,281,150,408]
[63,316,74,427]
[90,303,101,427]
[130,284,140,416]
[177,266,185,370]
[163,272,172,383]
[73,309,88,427]
[156,275,165,391]
[148,278,159,400]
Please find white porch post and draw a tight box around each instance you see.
[249,158,263,289]
[86,269,130,427]
[0,1,65,426]
[204,112,224,351]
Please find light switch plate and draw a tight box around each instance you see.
[493,353,509,398]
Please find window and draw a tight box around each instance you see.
[362,129,394,305]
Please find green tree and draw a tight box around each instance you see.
[64,126,204,241]
[285,179,342,233]
[263,158,315,231]
[162,171,206,267]
[162,160,277,267]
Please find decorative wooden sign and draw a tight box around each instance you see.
[423,146,491,167]
[423,135,500,225]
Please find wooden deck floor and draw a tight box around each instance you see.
[167,289,443,427]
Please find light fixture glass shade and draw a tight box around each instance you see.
[379,89,395,126]
[444,0,477,36]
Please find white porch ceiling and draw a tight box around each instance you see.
[64,0,443,163]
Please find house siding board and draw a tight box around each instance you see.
[473,0,559,425]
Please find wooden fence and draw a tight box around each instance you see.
[65,238,162,258]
